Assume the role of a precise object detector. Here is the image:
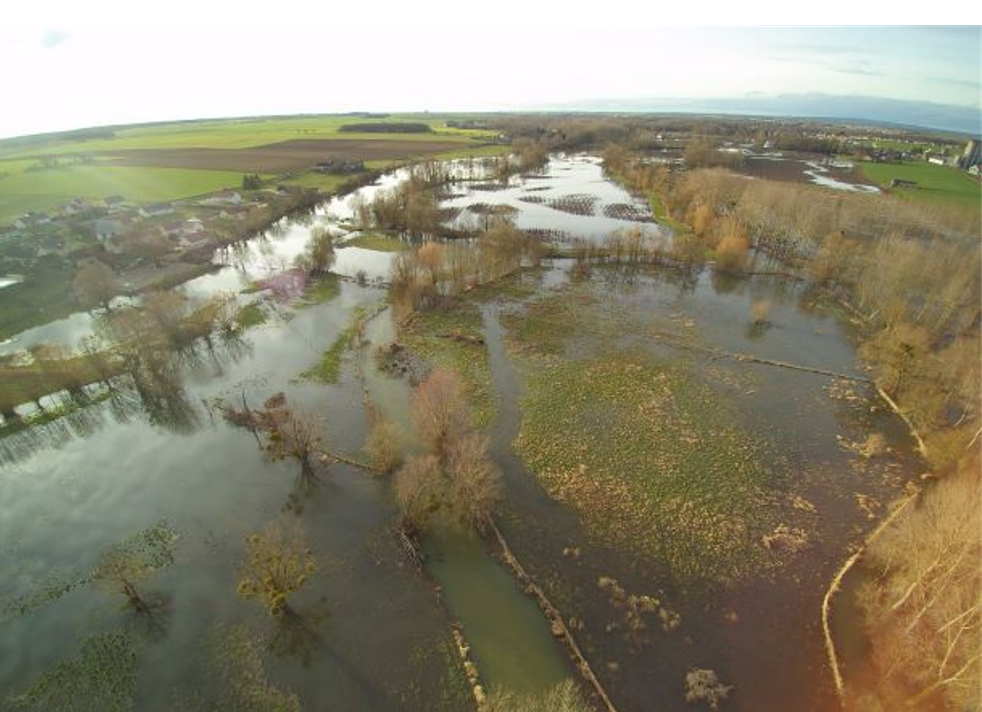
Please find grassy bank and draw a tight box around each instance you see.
[859,161,981,208]
[400,304,496,429]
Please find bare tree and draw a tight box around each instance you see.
[297,226,336,276]
[91,521,178,614]
[859,448,981,710]
[446,432,501,533]
[411,367,470,461]
[73,259,118,312]
[238,520,316,618]
[216,393,322,479]
[393,454,442,534]
[365,413,403,473]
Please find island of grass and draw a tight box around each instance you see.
[399,303,496,429]
[343,233,407,252]
[497,282,793,591]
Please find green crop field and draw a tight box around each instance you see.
[0,162,245,222]
[0,115,499,221]
[0,115,494,159]
[860,161,982,208]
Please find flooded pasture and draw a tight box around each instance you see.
[0,155,920,711]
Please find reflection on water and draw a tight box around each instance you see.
[443,154,665,243]
[0,154,922,710]
[0,155,659,357]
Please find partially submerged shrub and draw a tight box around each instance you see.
[366,415,403,473]
[750,299,771,325]
[684,668,732,709]
[238,520,316,617]
[485,679,593,712]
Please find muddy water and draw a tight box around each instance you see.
[467,262,919,712]
[0,280,470,710]
[0,154,921,710]
[358,308,572,697]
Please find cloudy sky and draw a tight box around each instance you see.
[1,4,980,138]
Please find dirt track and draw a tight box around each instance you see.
[96,138,468,173]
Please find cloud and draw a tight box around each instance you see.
[833,67,885,77]
[41,30,69,49]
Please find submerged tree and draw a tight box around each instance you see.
[410,367,469,461]
[91,521,179,614]
[218,392,323,479]
[296,226,336,276]
[0,522,178,624]
[238,520,316,618]
[168,623,302,712]
[446,432,501,534]
[365,412,403,474]
[394,368,502,543]
[684,668,733,710]
[73,259,119,312]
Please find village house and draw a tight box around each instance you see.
[61,198,91,216]
[164,217,205,240]
[13,212,52,229]
[94,218,124,247]
[104,195,127,211]
[140,202,175,217]
[201,190,243,206]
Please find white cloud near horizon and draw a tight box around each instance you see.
[1,5,979,139]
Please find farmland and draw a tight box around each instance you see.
[0,163,247,222]
[0,115,499,221]
[0,115,495,159]
[859,160,982,207]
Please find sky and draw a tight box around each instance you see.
[1,3,980,138]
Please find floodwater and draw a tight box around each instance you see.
[0,155,919,710]
[803,161,881,194]
[464,262,919,711]
[442,154,666,243]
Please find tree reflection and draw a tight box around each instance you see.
[268,596,330,668]
[0,296,252,465]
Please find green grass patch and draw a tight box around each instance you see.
[302,329,356,384]
[0,115,493,160]
[498,287,595,357]
[294,275,340,308]
[514,354,783,590]
[235,302,267,330]
[279,172,350,193]
[401,304,496,429]
[497,281,788,591]
[300,306,372,384]
[434,144,512,161]
[859,161,982,208]
[343,233,406,252]
[0,163,243,222]
[646,190,689,233]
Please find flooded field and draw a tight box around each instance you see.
[0,155,921,710]
[447,262,918,711]
[742,155,881,193]
[441,155,666,243]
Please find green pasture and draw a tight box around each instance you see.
[860,161,981,208]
